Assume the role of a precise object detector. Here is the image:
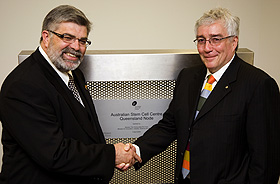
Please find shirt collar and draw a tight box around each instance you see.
[39,46,69,85]
[206,54,235,82]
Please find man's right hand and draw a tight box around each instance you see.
[114,143,142,171]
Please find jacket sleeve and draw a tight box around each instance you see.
[246,77,280,183]
[0,78,115,181]
[133,69,188,168]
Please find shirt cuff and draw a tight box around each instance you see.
[132,144,141,158]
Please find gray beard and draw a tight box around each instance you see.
[47,46,83,73]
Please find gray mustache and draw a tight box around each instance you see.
[62,47,82,58]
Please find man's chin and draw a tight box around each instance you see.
[56,61,81,72]
[65,59,81,69]
[66,64,80,71]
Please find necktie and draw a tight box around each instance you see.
[68,73,81,102]
[182,74,216,178]
[195,74,216,119]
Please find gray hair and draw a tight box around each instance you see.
[40,5,92,42]
[195,8,240,37]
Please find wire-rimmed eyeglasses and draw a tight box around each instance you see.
[47,30,91,47]
[193,35,235,46]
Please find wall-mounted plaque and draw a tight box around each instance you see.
[94,99,171,138]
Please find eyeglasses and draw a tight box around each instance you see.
[193,35,235,46]
[47,30,91,47]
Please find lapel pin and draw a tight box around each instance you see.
[225,85,229,89]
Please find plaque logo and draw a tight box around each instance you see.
[132,100,141,110]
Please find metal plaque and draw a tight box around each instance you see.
[93,99,171,138]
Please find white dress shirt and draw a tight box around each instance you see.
[39,46,84,106]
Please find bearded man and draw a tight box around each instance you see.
[0,5,140,184]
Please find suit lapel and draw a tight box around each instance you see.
[188,65,207,123]
[175,66,205,150]
[194,56,240,122]
[73,70,106,143]
[33,49,103,143]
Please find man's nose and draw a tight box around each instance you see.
[70,39,80,51]
[204,40,213,52]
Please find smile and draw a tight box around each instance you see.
[65,52,78,58]
[204,55,217,60]
[61,46,83,60]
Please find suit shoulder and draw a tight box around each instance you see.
[1,50,52,95]
[179,64,205,76]
[238,58,273,81]
[234,57,278,92]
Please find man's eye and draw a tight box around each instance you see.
[64,36,73,41]
[211,38,221,43]
[79,40,87,45]
[197,38,205,43]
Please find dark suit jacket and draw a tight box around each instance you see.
[135,55,280,184]
[0,48,115,184]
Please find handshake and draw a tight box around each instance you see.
[114,143,142,171]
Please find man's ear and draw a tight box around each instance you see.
[41,30,50,48]
[232,36,239,51]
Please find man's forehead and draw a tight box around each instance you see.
[196,33,224,38]
[56,22,88,36]
[196,22,227,37]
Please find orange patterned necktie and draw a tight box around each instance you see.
[182,75,216,178]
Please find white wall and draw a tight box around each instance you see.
[0,0,279,182]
